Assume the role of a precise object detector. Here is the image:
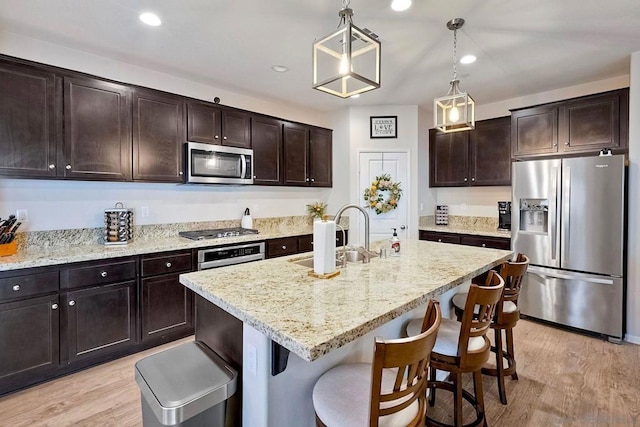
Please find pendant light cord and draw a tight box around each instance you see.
[452,27,458,81]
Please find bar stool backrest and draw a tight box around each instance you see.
[369,300,442,427]
[499,253,530,305]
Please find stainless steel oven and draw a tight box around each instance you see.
[197,242,265,270]
[186,142,253,185]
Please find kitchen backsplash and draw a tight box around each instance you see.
[420,215,499,233]
[14,216,349,250]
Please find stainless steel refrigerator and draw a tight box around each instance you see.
[512,155,625,341]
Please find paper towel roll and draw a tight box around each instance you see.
[313,220,336,275]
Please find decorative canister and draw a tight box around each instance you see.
[104,202,134,245]
[436,205,449,225]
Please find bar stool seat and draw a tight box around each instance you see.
[313,300,442,427]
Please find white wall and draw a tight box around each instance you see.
[0,30,341,231]
[626,52,640,344]
[431,75,630,218]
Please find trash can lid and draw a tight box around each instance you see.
[135,341,237,412]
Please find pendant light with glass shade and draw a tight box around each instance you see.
[312,0,381,98]
[434,18,475,133]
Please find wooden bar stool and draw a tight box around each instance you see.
[406,271,504,427]
[313,300,442,427]
[451,254,529,405]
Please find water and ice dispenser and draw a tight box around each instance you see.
[518,199,548,233]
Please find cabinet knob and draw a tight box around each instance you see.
[49,164,56,170]
[482,243,486,247]
[253,175,257,179]
[223,136,228,140]
[471,177,475,182]
[100,271,108,278]
[464,177,468,182]
[65,164,72,170]
[311,178,315,182]
[12,284,20,291]
[51,303,58,310]
[400,225,406,230]
[553,142,558,147]
[69,300,76,306]
[281,245,287,250]
[564,142,570,146]
[179,171,183,175]
[438,239,442,243]
[214,135,219,139]
[166,262,172,268]
[306,178,310,182]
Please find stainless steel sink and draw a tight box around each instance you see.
[292,257,341,268]
[291,249,376,268]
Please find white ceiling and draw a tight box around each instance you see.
[0,0,639,112]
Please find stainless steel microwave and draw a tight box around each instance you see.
[185,142,253,184]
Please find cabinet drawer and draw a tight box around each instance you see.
[298,235,313,253]
[0,271,59,302]
[460,235,511,250]
[419,231,461,244]
[141,251,192,277]
[266,237,298,258]
[62,259,137,290]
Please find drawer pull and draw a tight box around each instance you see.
[438,239,442,243]
[12,285,20,291]
[281,245,287,250]
[49,164,56,170]
[100,271,108,278]
[51,303,58,310]
[66,164,72,170]
[166,262,172,268]
[482,243,486,247]
[69,300,76,306]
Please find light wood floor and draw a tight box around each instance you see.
[1,321,639,426]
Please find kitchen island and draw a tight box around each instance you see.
[179,240,512,426]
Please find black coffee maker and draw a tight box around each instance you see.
[498,201,511,230]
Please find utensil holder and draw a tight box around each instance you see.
[0,241,17,257]
[104,202,134,245]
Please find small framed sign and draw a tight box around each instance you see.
[370,116,397,139]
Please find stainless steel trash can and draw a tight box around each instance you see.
[135,341,237,427]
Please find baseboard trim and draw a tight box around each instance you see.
[624,333,640,345]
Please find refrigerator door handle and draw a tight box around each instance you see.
[549,166,560,261]
[528,266,615,285]
[561,166,571,265]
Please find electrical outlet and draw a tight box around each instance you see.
[16,209,28,222]
[141,206,149,217]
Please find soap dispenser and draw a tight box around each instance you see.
[241,208,253,229]
[389,228,400,256]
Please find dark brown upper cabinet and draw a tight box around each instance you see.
[283,123,332,187]
[430,116,511,187]
[186,101,251,148]
[309,127,333,187]
[133,89,185,182]
[0,60,58,178]
[252,115,283,185]
[62,76,132,180]
[511,88,628,159]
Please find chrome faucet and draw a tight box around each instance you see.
[334,204,372,263]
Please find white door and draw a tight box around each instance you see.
[356,151,409,245]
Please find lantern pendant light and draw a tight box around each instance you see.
[434,18,475,133]
[312,0,381,98]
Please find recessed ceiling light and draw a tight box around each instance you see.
[271,65,289,73]
[139,12,161,26]
[350,94,360,99]
[460,55,477,64]
[391,0,412,11]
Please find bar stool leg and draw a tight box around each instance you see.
[429,367,437,407]
[454,372,463,427]
[506,328,518,380]
[494,328,507,405]
[472,370,488,427]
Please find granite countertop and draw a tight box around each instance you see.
[179,240,512,362]
[419,224,511,239]
[0,230,298,272]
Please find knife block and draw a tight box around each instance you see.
[104,202,134,245]
[0,241,17,257]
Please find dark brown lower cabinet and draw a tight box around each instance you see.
[62,281,136,363]
[0,294,59,385]
[141,273,193,343]
[419,230,510,250]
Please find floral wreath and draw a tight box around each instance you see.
[363,173,403,215]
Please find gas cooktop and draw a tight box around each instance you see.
[179,227,259,240]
